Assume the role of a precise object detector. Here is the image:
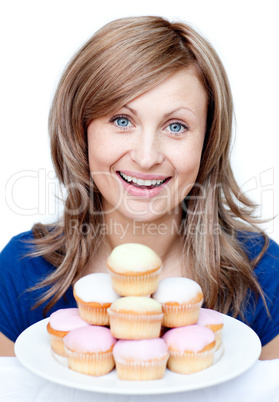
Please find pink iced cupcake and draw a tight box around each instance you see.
[46,308,90,357]
[197,308,224,349]
[113,339,169,380]
[64,326,117,376]
[163,325,216,374]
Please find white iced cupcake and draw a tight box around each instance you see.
[73,273,120,325]
[106,243,162,296]
[152,277,203,327]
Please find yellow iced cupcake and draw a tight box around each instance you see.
[106,243,162,296]
[107,296,163,339]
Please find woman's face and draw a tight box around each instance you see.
[87,67,207,223]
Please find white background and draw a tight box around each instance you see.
[1,0,278,249]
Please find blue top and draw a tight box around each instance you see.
[1,230,279,345]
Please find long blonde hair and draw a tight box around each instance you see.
[31,16,268,316]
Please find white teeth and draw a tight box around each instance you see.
[120,172,165,187]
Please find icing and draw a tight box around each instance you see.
[113,339,168,361]
[109,296,162,313]
[64,326,117,353]
[49,308,90,331]
[162,325,215,353]
[197,308,224,326]
[74,273,119,303]
[107,243,162,273]
[152,277,203,303]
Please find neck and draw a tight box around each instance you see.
[102,210,182,261]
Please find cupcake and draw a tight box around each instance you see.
[106,243,162,296]
[73,273,120,325]
[152,277,203,327]
[197,308,224,350]
[113,339,169,380]
[46,308,90,357]
[163,325,216,374]
[107,296,163,339]
[64,326,117,376]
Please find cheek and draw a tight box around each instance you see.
[87,128,129,173]
[87,123,113,170]
[87,135,112,171]
[176,143,203,172]
[175,149,203,192]
[88,147,108,171]
[88,145,121,198]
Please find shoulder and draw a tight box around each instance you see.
[1,230,35,256]
[237,231,279,262]
[237,231,279,346]
[0,230,55,283]
[0,231,75,342]
[237,230,279,295]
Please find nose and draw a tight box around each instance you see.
[129,130,165,169]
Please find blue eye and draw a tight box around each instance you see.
[169,123,183,132]
[115,117,130,127]
[166,122,188,134]
[109,114,133,130]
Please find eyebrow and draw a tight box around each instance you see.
[123,105,196,118]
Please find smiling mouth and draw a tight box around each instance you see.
[118,171,170,189]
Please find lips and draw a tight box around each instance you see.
[117,171,171,198]
[119,172,167,188]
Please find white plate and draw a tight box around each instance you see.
[14,315,261,395]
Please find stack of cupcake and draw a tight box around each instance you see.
[47,273,119,376]
[106,243,168,380]
[47,243,224,379]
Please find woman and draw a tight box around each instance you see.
[1,16,278,358]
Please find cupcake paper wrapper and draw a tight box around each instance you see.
[114,355,169,380]
[167,348,215,374]
[109,268,161,296]
[64,347,115,376]
[48,333,67,357]
[76,302,110,325]
[162,300,203,327]
[213,328,223,350]
[108,310,164,339]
